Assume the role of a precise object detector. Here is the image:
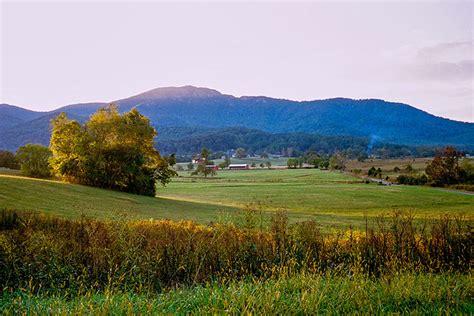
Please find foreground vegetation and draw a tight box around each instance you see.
[2,273,471,314]
[1,209,470,289]
[0,209,471,313]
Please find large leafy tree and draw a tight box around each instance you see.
[50,105,176,196]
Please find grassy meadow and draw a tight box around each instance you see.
[1,167,473,229]
[165,169,473,213]
[0,175,237,223]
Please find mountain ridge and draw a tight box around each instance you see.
[1,86,473,153]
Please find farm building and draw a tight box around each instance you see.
[228,164,249,170]
[205,165,219,171]
[192,155,206,164]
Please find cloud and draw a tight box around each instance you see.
[404,41,474,82]
[416,41,472,62]
[409,59,473,81]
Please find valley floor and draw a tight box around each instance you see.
[1,168,473,229]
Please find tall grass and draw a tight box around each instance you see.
[0,209,471,296]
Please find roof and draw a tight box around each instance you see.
[228,164,249,167]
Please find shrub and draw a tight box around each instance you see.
[396,174,428,185]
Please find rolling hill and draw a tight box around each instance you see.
[1,86,473,153]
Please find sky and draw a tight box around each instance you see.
[1,1,473,122]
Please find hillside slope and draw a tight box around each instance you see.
[0,175,236,222]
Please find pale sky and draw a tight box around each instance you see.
[1,1,473,122]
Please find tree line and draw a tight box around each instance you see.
[156,126,456,160]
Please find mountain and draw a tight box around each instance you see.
[54,102,108,117]
[1,86,473,153]
[0,112,87,151]
[0,104,46,129]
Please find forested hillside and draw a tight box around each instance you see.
[1,86,473,154]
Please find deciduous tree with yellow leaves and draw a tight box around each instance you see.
[49,104,176,196]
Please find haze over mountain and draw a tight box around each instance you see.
[1,86,473,154]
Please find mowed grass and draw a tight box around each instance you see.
[1,168,473,228]
[161,169,474,225]
[0,175,236,222]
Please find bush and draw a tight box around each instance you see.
[396,174,428,185]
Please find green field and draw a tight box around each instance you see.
[0,175,237,223]
[1,168,473,229]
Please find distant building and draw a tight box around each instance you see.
[205,165,219,171]
[192,155,206,164]
[228,164,249,170]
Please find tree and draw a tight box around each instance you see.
[287,158,299,169]
[0,150,19,169]
[459,158,474,184]
[425,146,463,186]
[235,147,247,159]
[191,147,217,177]
[265,161,272,169]
[261,152,269,159]
[16,144,52,178]
[191,164,216,177]
[200,148,210,160]
[49,105,176,196]
[368,167,377,177]
[319,159,329,170]
[187,162,194,171]
[376,167,383,179]
[218,156,231,169]
[329,153,346,171]
[303,152,321,168]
